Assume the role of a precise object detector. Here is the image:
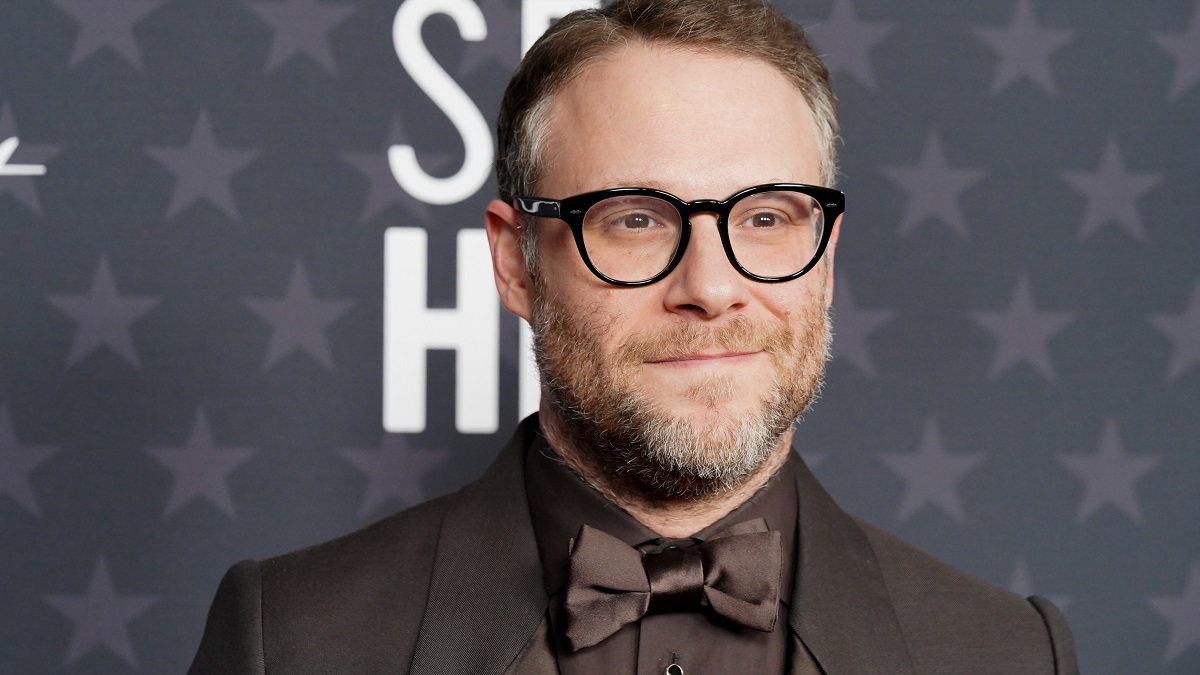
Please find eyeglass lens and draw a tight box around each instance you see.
[579,190,825,283]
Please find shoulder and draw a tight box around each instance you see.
[190,418,540,674]
[855,517,1033,616]
[854,518,1078,674]
[189,495,461,675]
[256,494,457,672]
[259,493,454,616]
[262,494,452,590]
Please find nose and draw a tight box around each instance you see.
[660,213,750,319]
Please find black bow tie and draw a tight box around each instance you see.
[562,519,782,651]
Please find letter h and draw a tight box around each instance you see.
[383,227,499,433]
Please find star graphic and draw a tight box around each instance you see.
[1007,559,1071,610]
[1148,561,1200,664]
[0,406,59,517]
[243,259,354,371]
[830,274,895,378]
[878,417,985,523]
[970,275,1074,382]
[341,115,455,225]
[1059,136,1162,240]
[146,110,259,221]
[881,131,986,237]
[0,105,63,216]
[247,0,357,74]
[47,255,160,368]
[1153,4,1200,100]
[49,0,162,69]
[339,435,450,519]
[1150,281,1200,382]
[145,408,255,519]
[1059,419,1160,523]
[456,0,521,78]
[44,556,158,667]
[801,0,896,92]
[972,0,1074,96]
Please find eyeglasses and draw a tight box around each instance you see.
[513,183,843,286]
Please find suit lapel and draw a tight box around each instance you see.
[788,457,916,674]
[408,418,550,675]
[406,423,916,674]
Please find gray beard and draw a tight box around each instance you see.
[531,282,831,501]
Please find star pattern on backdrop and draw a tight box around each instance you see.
[0,406,59,517]
[1,2,1196,673]
[49,0,163,69]
[243,259,355,371]
[972,0,1074,96]
[970,275,1074,382]
[800,0,896,92]
[1008,558,1071,609]
[830,274,895,378]
[878,417,985,523]
[146,110,260,221]
[1058,419,1161,523]
[456,0,521,77]
[47,255,161,368]
[339,435,450,519]
[1148,561,1200,664]
[144,407,256,519]
[1149,281,1200,382]
[0,105,63,216]
[1153,3,1200,101]
[1059,136,1162,240]
[881,131,986,237]
[341,115,455,225]
[247,0,357,74]
[43,556,158,667]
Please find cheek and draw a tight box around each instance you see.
[540,230,606,291]
[758,279,828,326]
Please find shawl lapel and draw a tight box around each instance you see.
[408,418,549,675]
[788,457,916,674]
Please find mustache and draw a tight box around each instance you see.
[617,316,795,363]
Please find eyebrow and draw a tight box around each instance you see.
[591,175,672,191]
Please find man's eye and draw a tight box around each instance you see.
[749,212,782,228]
[617,212,655,229]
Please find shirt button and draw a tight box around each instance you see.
[665,664,684,675]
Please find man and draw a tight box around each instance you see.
[189,1,1080,673]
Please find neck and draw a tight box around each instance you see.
[538,405,794,538]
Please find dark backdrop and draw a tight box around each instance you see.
[1,0,1197,672]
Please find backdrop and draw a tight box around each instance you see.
[1,0,1197,672]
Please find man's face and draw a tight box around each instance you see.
[496,43,840,498]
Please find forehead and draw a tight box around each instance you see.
[541,43,821,199]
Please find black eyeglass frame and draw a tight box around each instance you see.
[512,183,844,287]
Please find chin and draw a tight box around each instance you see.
[652,371,767,412]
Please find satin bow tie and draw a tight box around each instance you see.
[562,519,783,651]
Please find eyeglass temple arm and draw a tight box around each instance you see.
[513,197,561,218]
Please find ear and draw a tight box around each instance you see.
[485,198,534,321]
[823,212,842,308]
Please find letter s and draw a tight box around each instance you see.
[391,0,492,205]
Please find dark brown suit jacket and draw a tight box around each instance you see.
[188,417,1080,674]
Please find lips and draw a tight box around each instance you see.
[647,350,760,364]
[617,315,782,367]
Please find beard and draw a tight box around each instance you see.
[531,279,832,501]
